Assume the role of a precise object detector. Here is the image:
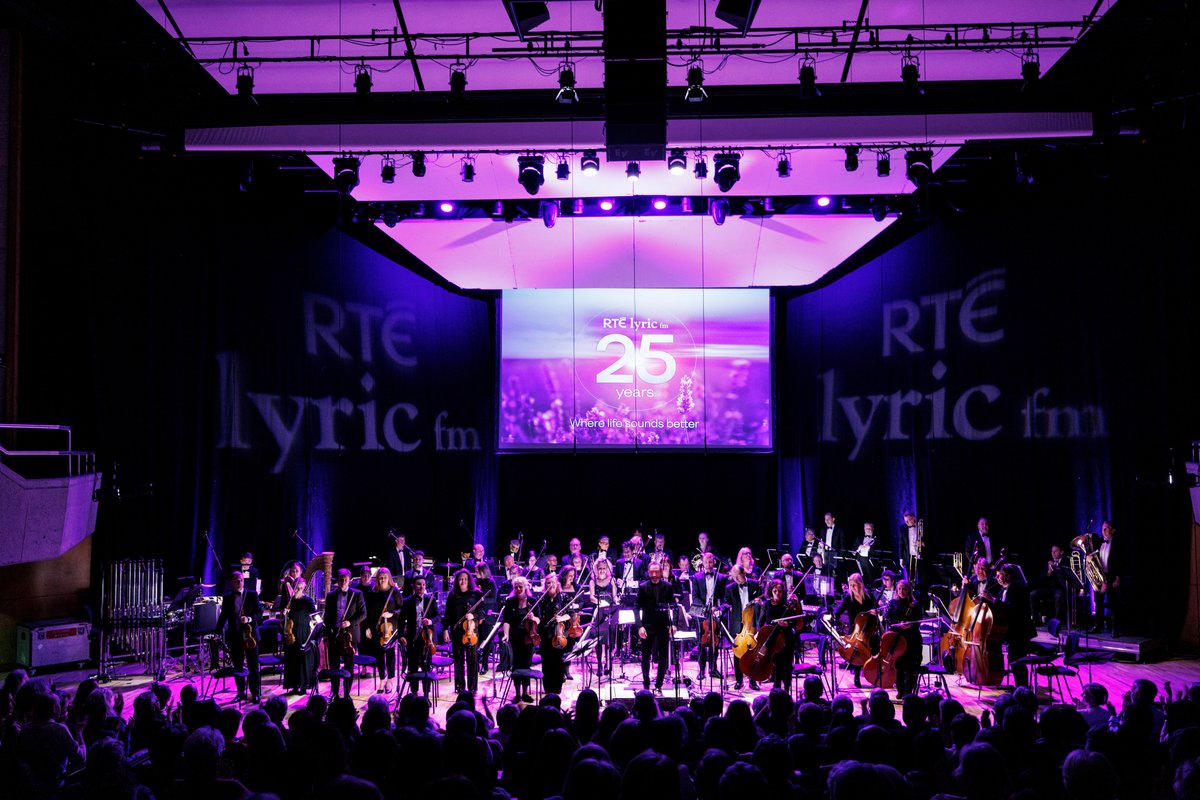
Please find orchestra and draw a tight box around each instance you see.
[211,515,1124,707]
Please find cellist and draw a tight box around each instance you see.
[881,578,924,698]
[755,578,798,692]
[831,572,877,688]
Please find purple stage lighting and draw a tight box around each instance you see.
[816,196,832,208]
[439,201,455,214]
[653,198,667,210]
[599,199,614,211]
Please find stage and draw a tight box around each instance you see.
[9,643,1199,733]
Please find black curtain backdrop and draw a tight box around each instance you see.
[778,199,1198,638]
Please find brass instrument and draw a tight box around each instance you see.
[915,518,925,558]
[1070,533,1107,594]
[691,551,705,571]
[1068,550,1086,597]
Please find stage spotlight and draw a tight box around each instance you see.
[556,62,578,104]
[236,63,255,100]
[540,200,559,228]
[449,64,467,101]
[777,155,791,178]
[652,198,667,210]
[439,201,456,214]
[1021,49,1041,87]
[693,156,708,180]
[381,209,398,227]
[556,158,570,181]
[626,162,641,182]
[667,149,688,175]
[710,198,730,226]
[518,155,545,195]
[380,156,396,184]
[713,153,741,193]
[901,46,922,95]
[580,150,600,176]
[870,198,889,222]
[798,54,820,99]
[332,156,360,195]
[461,157,476,183]
[685,63,708,103]
[905,149,934,187]
[816,196,832,208]
[876,150,891,178]
[844,146,860,173]
[411,152,427,178]
[681,197,693,213]
[599,199,614,211]
[354,64,372,95]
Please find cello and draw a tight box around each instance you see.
[962,587,1007,686]
[738,569,810,683]
[731,603,757,659]
[832,611,878,667]
[862,622,908,688]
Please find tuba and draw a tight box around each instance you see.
[1070,534,1107,593]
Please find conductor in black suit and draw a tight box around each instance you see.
[323,568,367,699]
[979,564,1036,688]
[636,561,676,693]
[216,569,263,703]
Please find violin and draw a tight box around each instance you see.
[378,587,398,647]
[522,616,541,646]
[242,620,257,652]
[567,610,583,639]
[461,613,478,646]
[700,618,712,647]
[421,622,436,657]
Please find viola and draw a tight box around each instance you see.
[700,618,712,647]
[461,613,478,646]
[522,616,541,646]
[242,620,257,652]
[567,610,583,639]
[420,623,436,657]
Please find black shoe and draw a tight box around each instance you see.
[854,678,862,689]
[653,687,663,696]
[734,682,743,691]
[643,684,651,692]
[710,670,722,679]
[749,680,760,691]
[251,695,261,704]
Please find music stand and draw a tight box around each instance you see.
[168,582,204,678]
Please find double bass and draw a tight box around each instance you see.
[962,588,1007,687]
[939,562,975,674]
[731,603,757,659]
[862,622,907,688]
[832,611,878,667]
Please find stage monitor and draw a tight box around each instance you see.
[499,288,771,449]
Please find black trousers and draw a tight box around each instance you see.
[1096,583,1121,632]
[283,642,315,690]
[510,636,534,699]
[451,637,479,693]
[1029,585,1065,623]
[540,642,567,694]
[641,627,670,689]
[1007,636,1033,688]
[328,648,355,698]
[405,641,433,695]
[375,645,398,680]
[225,636,261,698]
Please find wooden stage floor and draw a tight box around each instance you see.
[8,648,1200,731]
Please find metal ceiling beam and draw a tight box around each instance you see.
[840,0,869,84]
[391,0,425,91]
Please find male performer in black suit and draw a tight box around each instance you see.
[724,565,762,691]
[383,530,409,591]
[1091,521,1123,637]
[772,553,803,599]
[898,511,922,586]
[691,552,727,679]
[465,542,489,572]
[216,569,263,703]
[979,564,1036,688]
[593,535,612,563]
[1030,544,1071,624]
[964,518,997,566]
[636,561,676,693]
[649,532,673,567]
[821,512,845,554]
[234,552,261,593]
[323,568,367,699]
[403,551,431,595]
[400,574,441,697]
[615,542,644,594]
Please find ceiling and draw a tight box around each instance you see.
[133,0,1114,289]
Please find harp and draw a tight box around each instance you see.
[302,551,335,606]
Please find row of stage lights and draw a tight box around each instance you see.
[332,148,935,196]
[358,194,900,229]
[235,42,1042,104]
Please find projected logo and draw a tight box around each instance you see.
[576,310,697,414]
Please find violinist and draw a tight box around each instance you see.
[500,576,536,702]
[537,573,572,695]
[881,578,924,697]
[636,561,676,694]
[977,564,1036,688]
[724,565,762,692]
[589,558,619,677]
[443,569,482,694]
[282,576,317,695]
[735,547,761,580]
[362,568,402,694]
[831,573,878,688]
[323,569,366,700]
[755,578,798,691]
[691,552,727,680]
[216,568,263,704]
[399,575,439,699]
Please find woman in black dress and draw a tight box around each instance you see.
[443,569,483,694]
[501,576,537,702]
[756,578,798,691]
[831,572,878,688]
[283,577,317,694]
[537,573,571,695]
[363,568,402,694]
[589,557,619,678]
